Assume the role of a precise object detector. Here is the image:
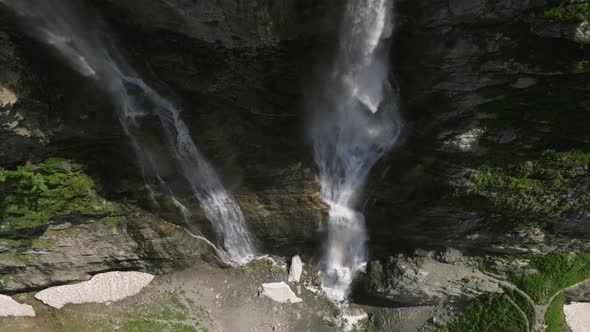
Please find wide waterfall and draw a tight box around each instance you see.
[1,0,255,264]
[310,0,401,301]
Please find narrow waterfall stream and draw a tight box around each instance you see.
[310,0,401,302]
[1,0,255,264]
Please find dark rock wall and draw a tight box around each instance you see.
[367,0,590,255]
[0,0,588,265]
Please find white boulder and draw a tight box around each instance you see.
[288,255,303,283]
[35,271,155,309]
[0,295,35,317]
[260,282,302,304]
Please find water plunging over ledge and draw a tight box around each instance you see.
[310,0,401,301]
[0,0,255,264]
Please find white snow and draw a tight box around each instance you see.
[288,255,303,283]
[35,271,155,309]
[564,302,590,332]
[0,295,35,317]
[260,282,302,304]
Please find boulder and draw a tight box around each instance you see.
[565,280,590,303]
[0,208,214,293]
[288,255,303,283]
[259,282,302,304]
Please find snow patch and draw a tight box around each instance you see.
[35,271,155,309]
[564,302,590,332]
[0,295,35,317]
[259,282,302,304]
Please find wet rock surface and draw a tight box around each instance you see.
[0,0,586,256]
[367,249,501,306]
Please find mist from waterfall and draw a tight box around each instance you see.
[0,0,255,264]
[310,0,401,301]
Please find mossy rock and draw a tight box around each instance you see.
[544,2,590,22]
[0,158,123,232]
[463,150,589,220]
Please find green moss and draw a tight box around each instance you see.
[545,292,566,332]
[437,292,529,332]
[120,320,198,332]
[116,293,208,332]
[544,2,590,22]
[0,274,13,287]
[0,159,122,232]
[467,150,590,219]
[0,238,23,247]
[30,239,56,248]
[99,216,123,225]
[509,252,590,304]
[0,252,38,264]
[571,58,590,72]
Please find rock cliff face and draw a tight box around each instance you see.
[0,0,588,297]
[0,210,214,292]
[367,0,590,256]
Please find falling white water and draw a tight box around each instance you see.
[0,0,255,264]
[310,0,401,301]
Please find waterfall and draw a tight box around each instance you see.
[0,0,255,264]
[310,0,401,301]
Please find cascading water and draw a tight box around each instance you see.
[310,0,401,301]
[0,0,255,264]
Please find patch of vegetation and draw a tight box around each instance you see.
[571,58,590,72]
[106,293,208,332]
[0,238,23,247]
[544,2,590,22]
[503,286,536,330]
[0,158,122,232]
[99,216,123,225]
[467,150,590,219]
[0,252,38,264]
[545,292,566,332]
[30,239,56,248]
[4,292,209,332]
[437,292,529,332]
[509,251,590,304]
